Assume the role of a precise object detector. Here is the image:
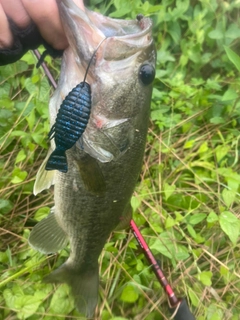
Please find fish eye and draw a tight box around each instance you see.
[139,63,155,85]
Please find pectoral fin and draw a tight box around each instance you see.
[29,209,68,254]
[76,153,106,195]
[82,119,134,163]
[33,149,56,195]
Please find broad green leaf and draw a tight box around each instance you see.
[165,216,176,229]
[175,251,190,261]
[150,232,189,260]
[131,196,141,212]
[49,285,74,314]
[11,169,28,184]
[3,289,18,308]
[175,212,184,222]
[150,235,173,259]
[168,21,181,44]
[210,116,225,124]
[142,1,150,12]
[14,295,42,319]
[219,211,239,245]
[198,142,208,153]
[225,23,240,39]
[222,188,236,208]
[24,78,38,96]
[221,88,238,101]
[215,145,230,162]
[10,130,28,138]
[151,109,164,121]
[187,224,197,239]
[31,74,40,84]
[184,140,196,149]
[187,287,199,307]
[224,46,240,72]
[208,312,223,320]
[164,182,176,200]
[15,150,26,164]
[207,304,224,320]
[188,213,207,225]
[34,206,50,221]
[120,284,139,303]
[198,271,212,286]
[0,251,8,263]
[20,51,36,64]
[217,168,240,190]
[39,77,50,102]
[208,29,224,39]
[195,234,205,244]
[219,266,229,276]
[32,132,44,145]
[0,199,13,214]
[109,3,131,18]
[0,108,13,121]
[190,161,214,170]
[15,60,29,73]
[26,109,35,132]
[227,176,240,191]
[207,211,219,223]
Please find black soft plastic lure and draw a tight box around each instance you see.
[45,40,105,173]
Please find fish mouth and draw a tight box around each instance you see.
[57,0,156,163]
[58,0,154,67]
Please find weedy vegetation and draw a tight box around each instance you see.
[0,0,240,319]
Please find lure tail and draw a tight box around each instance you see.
[45,148,68,173]
[44,262,99,318]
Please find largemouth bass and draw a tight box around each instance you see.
[29,0,156,317]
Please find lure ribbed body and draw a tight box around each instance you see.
[45,37,106,173]
[45,82,91,173]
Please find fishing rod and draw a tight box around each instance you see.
[33,50,57,89]
[33,49,195,320]
[130,219,195,320]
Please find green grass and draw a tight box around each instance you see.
[1,0,240,319]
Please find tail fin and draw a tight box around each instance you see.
[45,148,68,173]
[44,262,99,318]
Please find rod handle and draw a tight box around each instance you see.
[169,298,196,320]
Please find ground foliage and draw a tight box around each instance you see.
[0,0,240,319]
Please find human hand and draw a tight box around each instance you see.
[0,0,85,65]
[0,0,68,50]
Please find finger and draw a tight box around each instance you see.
[1,0,30,28]
[0,3,13,48]
[21,0,68,50]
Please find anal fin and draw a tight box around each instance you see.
[29,209,68,254]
